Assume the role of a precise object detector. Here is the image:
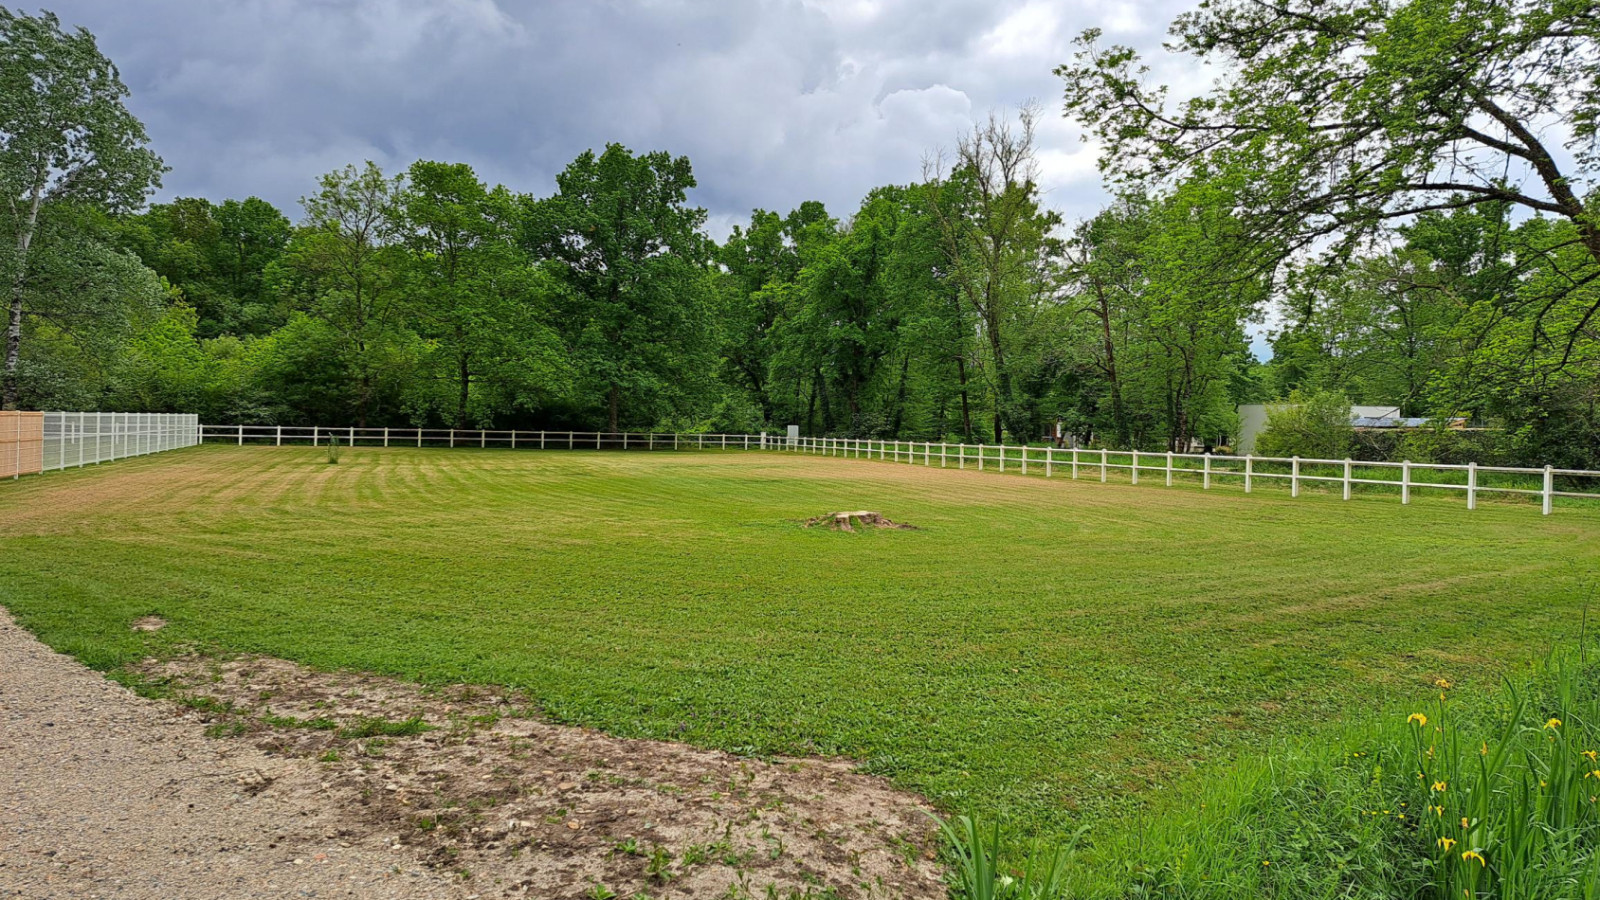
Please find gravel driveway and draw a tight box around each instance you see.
[0,608,466,899]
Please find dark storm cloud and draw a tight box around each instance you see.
[43,0,1199,232]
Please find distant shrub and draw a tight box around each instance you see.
[1255,390,1353,459]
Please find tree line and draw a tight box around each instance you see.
[4,3,1597,467]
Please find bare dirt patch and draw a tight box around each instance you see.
[128,654,946,900]
[803,511,916,532]
[130,615,167,631]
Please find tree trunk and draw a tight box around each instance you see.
[956,356,972,442]
[889,352,911,436]
[608,381,621,433]
[3,186,44,411]
[1091,276,1129,447]
[456,350,471,430]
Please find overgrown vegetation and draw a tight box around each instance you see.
[940,646,1600,898]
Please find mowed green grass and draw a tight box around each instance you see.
[2,445,1596,836]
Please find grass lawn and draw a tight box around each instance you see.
[2,444,1596,839]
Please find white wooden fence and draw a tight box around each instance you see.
[192,425,1600,516]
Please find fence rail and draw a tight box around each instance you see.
[191,425,1600,516]
[15,421,1597,516]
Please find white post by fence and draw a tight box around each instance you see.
[1203,453,1211,489]
[979,444,985,471]
[277,426,282,446]
[450,429,455,448]
[1165,451,1173,486]
[1543,466,1554,515]
[1100,448,1107,482]
[1291,456,1300,498]
[1131,449,1139,485]
[384,427,389,447]
[1466,462,1477,510]
[1045,447,1052,478]
[1401,461,1411,505]
[349,426,355,447]
[1244,455,1252,493]
[237,424,244,446]
[313,426,320,447]
[1343,459,1352,500]
[480,430,486,448]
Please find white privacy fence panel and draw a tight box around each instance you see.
[41,412,200,472]
[196,425,1600,516]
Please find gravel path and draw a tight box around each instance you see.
[0,608,467,900]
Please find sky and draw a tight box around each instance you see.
[43,0,1206,232]
[42,0,1264,350]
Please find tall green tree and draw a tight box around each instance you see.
[1,8,163,408]
[1059,0,1600,353]
[926,106,1063,442]
[397,160,563,428]
[521,144,715,432]
[279,162,413,427]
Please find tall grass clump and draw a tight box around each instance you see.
[949,648,1600,899]
[325,434,342,464]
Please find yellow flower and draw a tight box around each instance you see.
[1437,837,1456,850]
[1586,770,1600,780]
[1461,850,1486,867]
[1480,742,1488,756]
[1408,713,1428,726]
[1431,805,1444,816]
[1585,750,1597,762]
[1461,817,1471,829]
[1432,781,1448,793]
[1547,718,1563,730]
[1435,678,1453,689]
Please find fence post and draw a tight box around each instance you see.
[1100,448,1107,482]
[1071,448,1080,480]
[1244,455,1252,493]
[1291,456,1300,498]
[512,431,518,449]
[350,426,355,447]
[237,424,244,447]
[418,429,423,447]
[1131,449,1139,485]
[941,443,947,467]
[1543,466,1554,515]
[1466,462,1477,510]
[1203,453,1211,489]
[384,427,390,447]
[481,430,486,448]
[1165,451,1173,487]
[979,444,985,471]
[1401,461,1411,505]
[449,429,455,448]
[277,426,282,447]
[314,426,319,447]
[1343,458,1352,500]
[1045,447,1052,478]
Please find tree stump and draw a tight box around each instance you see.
[804,511,914,531]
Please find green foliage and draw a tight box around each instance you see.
[1067,649,1600,899]
[936,814,1079,900]
[1255,390,1354,459]
[1,8,164,408]
[521,144,717,432]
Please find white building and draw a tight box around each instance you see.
[1234,404,1402,454]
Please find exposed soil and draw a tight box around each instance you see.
[119,653,947,900]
